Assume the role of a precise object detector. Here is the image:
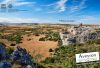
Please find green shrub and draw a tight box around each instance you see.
[39,37,45,41]
[49,48,53,52]
[6,47,14,55]
[94,39,100,44]
[10,44,16,46]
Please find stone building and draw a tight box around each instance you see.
[60,26,100,46]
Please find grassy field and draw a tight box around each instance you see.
[0,24,61,61]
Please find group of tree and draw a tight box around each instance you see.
[0,33,22,44]
[39,32,60,41]
[42,38,100,68]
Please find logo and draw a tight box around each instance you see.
[0,4,13,9]
[76,52,99,63]
[0,1,27,13]
[0,3,13,12]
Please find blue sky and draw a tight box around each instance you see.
[0,0,100,24]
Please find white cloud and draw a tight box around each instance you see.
[0,0,12,4]
[46,0,68,13]
[80,16,97,21]
[47,10,58,13]
[56,0,68,12]
[77,16,100,24]
[79,0,87,7]
[0,17,38,23]
[14,2,34,6]
[70,0,87,12]
[0,0,35,6]
[46,0,87,13]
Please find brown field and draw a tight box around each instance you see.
[0,35,58,61]
[19,35,58,61]
[0,24,61,61]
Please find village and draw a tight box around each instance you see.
[60,24,100,46]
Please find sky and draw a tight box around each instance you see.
[0,0,100,24]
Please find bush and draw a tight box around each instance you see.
[39,32,60,41]
[94,39,100,44]
[49,48,53,52]
[0,42,6,47]
[10,44,16,46]
[2,34,22,44]
[35,33,39,36]
[43,57,55,64]
[39,38,45,41]
[6,47,14,55]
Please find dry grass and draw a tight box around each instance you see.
[19,35,58,61]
